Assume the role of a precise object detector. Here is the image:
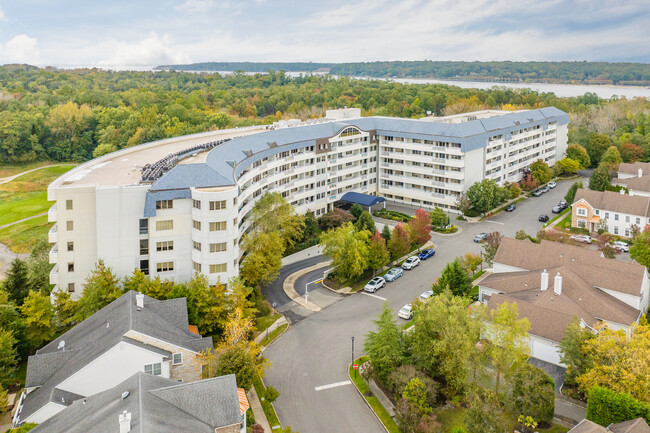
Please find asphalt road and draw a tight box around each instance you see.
[262,177,585,433]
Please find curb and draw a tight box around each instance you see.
[282,261,332,311]
[431,225,463,236]
[348,360,391,433]
[259,322,290,353]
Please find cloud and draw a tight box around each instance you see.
[0,7,5,21]
[1,34,40,64]
[176,0,217,13]
[98,34,190,66]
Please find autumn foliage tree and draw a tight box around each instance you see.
[388,224,411,261]
[368,232,390,276]
[409,208,432,247]
[619,142,643,163]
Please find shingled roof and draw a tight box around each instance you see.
[614,175,650,193]
[574,188,650,217]
[20,291,213,423]
[618,162,650,176]
[568,418,650,433]
[493,238,646,297]
[31,373,244,433]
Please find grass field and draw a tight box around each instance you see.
[0,164,75,252]
[0,215,52,253]
[0,161,62,178]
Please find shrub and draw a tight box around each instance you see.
[255,301,272,317]
[586,387,650,426]
[265,386,280,403]
[387,365,439,407]
[465,208,480,218]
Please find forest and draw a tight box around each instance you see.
[156,60,650,86]
[0,65,649,165]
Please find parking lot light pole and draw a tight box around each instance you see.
[305,278,323,304]
[351,336,355,377]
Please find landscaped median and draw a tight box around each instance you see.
[543,207,571,229]
[252,373,282,430]
[348,356,400,433]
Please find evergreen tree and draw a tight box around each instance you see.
[432,259,471,297]
[565,181,583,204]
[350,204,364,220]
[364,303,405,383]
[4,259,29,305]
[589,166,611,191]
[0,328,17,387]
[381,224,392,242]
[355,211,376,234]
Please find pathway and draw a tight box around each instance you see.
[0,212,48,230]
[247,386,273,432]
[0,164,74,185]
[0,242,28,280]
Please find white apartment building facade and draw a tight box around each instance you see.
[48,108,569,297]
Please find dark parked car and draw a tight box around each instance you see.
[539,214,549,222]
[418,249,436,260]
[552,206,562,214]
[505,204,516,212]
[474,233,488,243]
[558,201,568,210]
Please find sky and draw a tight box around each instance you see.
[0,0,648,67]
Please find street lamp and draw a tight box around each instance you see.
[305,278,323,304]
[351,336,355,365]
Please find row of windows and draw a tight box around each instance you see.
[192,241,228,252]
[192,262,228,273]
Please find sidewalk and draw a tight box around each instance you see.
[367,378,395,417]
[247,386,273,432]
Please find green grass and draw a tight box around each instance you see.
[543,207,571,228]
[435,406,467,433]
[252,373,281,428]
[349,356,400,433]
[539,425,570,433]
[260,324,288,346]
[470,269,486,282]
[0,215,52,253]
[255,313,282,333]
[0,161,61,178]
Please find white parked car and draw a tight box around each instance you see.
[548,181,557,189]
[612,241,630,252]
[402,256,420,270]
[398,304,413,320]
[570,234,593,244]
[364,277,386,293]
[418,290,434,303]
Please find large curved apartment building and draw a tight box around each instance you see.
[48,107,569,297]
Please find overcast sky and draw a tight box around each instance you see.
[0,0,648,67]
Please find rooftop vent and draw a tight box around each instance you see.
[57,340,65,351]
[119,410,131,433]
[136,292,144,309]
[554,272,562,296]
[121,391,130,400]
[540,269,549,291]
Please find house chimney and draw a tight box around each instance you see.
[639,168,643,178]
[554,272,562,296]
[540,269,549,291]
[620,189,625,195]
[136,292,144,309]
[119,410,131,433]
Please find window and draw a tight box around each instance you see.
[209,221,227,231]
[156,200,173,210]
[193,262,202,273]
[210,200,227,210]
[156,261,174,272]
[210,263,227,273]
[614,227,619,235]
[67,283,75,293]
[68,263,74,272]
[140,260,149,275]
[139,239,149,255]
[172,353,183,365]
[615,214,619,221]
[576,208,587,216]
[605,212,610,219]
[193,241,202,251]
[144,362,162,376]
[625,215,630,223]
[66,220,73,231]
[577,219,587,228]
[210,242,227,253]
[67,242,74,252]
[156,241,173,252]
[192,199,201,209]
[156,220,173,231]
[637,217,641,225]
[625,228,630,237]
[139,219,148,235]
[595,209,600,215]
[193,220,201,230]
[66,200,73,210]
[340,127,360,137]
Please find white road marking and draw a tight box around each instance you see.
[489,221,505,225]
[314,380,352,391]
[361,292,387,301]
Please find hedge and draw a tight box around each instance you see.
[586,387,650,427]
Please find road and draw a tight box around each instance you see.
[262,177,583,433]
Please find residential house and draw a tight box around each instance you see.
[30,372,249,433]
[571,188,650,237]
[13,291,213,426]
[569,417,650,433]
[478,238,648,366]
[613,162,650,198]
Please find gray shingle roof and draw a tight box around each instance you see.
[574,188,650,217]
[618,162,650,175]
[31,373,243,433]
[20,291,213,423]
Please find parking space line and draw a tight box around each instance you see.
[361,292,387,301]
[314,380,352,391]
[489,221,504,225]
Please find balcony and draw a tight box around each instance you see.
[48,203,57,223]
[49,244,58,265]
[49,264,59,285]
[48,224,58,243]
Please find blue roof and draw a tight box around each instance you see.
[339,192,386,207]
[150,164,232,191]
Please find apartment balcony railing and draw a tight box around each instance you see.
[48,203,57,223]
[48,224,58,243]
[49,244,58,265]
[49,264,59,285]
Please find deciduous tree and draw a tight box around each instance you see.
[467,179,508,214]
[555,158,581,176]
[320,223,370,281]
[409,208,432,246]
[74,260,123,321]
[318,208,355,230]
[559,317,595,386]
[460,253,482,274]
[430,207,448,229]
[566,143,591,169]
[631,230,650,270]
[388,224,411,261]
[20,290,55,348]
[483,231,503,266]
[506,363,555,423]
[465,388,510,433]
[599,145,623,171]
[529,159,553,185]
[250,192,304,251]
[0,328,17,387]
[240,231,284,291]
[619,142,643,163]
[368,232,390,276]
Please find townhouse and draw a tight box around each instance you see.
[13,291,213,426]
[478,238,648,366]
[572,188,650,237]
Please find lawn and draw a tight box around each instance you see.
[0,164,76,226]
[260,324,288,346]
[0,161,62,178]
[543,207,571,228]
[252,373,282,429]
[255,313,282,333]
[348,356,400,433]
[0,215,52,253]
